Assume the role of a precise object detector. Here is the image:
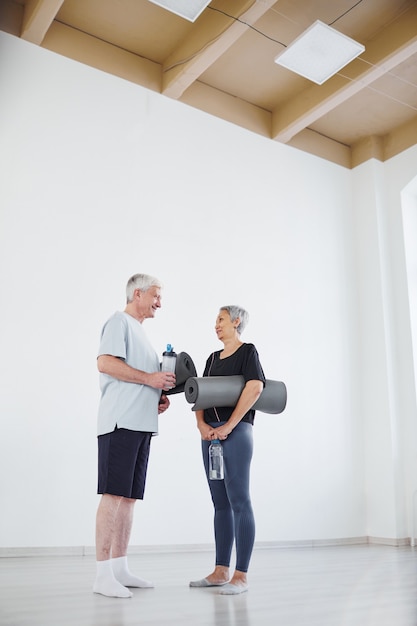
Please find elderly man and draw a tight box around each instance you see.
[93,273,175,598]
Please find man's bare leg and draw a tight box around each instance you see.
[93,494,132,598]
[111,498,153,588]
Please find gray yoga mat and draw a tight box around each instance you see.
[165,351,198,396]
[184,376,287,414]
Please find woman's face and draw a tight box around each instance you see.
[215,309,237,342]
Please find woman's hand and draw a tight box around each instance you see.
[198,422,216,441]
[210,424,232,441]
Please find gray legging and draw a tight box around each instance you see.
[202,420,255,573]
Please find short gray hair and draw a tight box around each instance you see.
[126,273,162,303]
[220,305,249,335]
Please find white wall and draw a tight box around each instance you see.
[402,181,417,544]
[351,156,417,541]
[0,31,416,551]
[402,182,417,397]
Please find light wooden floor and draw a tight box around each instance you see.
[1,544,417,625]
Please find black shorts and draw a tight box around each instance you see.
[97,427,152,499]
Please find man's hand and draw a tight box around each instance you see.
[158,394,170,414]
[147,371,176,391]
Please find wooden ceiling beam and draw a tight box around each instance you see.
[42,21,161,91]
[21,0,64,44]
[162,0,277,99]
[272,4,417,143]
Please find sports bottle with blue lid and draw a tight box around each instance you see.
[161,344,177,374]
[209,439,224,480]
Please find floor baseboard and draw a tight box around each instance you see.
[0,536,412,558]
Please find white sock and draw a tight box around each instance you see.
[93,559,133,598]
[111,555,154,588]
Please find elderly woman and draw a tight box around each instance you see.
[190,305,266,595]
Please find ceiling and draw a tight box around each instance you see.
[1,0,417,167]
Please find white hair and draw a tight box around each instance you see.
[126,273,162,303]
[220,305,249,335]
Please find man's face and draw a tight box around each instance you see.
[136,285,162,321]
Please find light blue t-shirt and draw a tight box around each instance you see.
[97,311,161,436]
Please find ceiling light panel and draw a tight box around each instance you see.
[274,20,365,85]
[147,0,211,22]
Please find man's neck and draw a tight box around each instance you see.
[124,303,144,323]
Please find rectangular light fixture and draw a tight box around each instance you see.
[147,0,211,22]
[274,20,365,85]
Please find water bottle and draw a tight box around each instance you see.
[209,439,224,480]
[161,344,177,374]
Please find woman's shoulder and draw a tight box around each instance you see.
[241,343,263,363]
[241,342,258,353]
[206,349,221,362]
[232,343,259,362]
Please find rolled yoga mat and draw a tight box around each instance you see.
[184,376,287,414]
[165,352,198,395]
